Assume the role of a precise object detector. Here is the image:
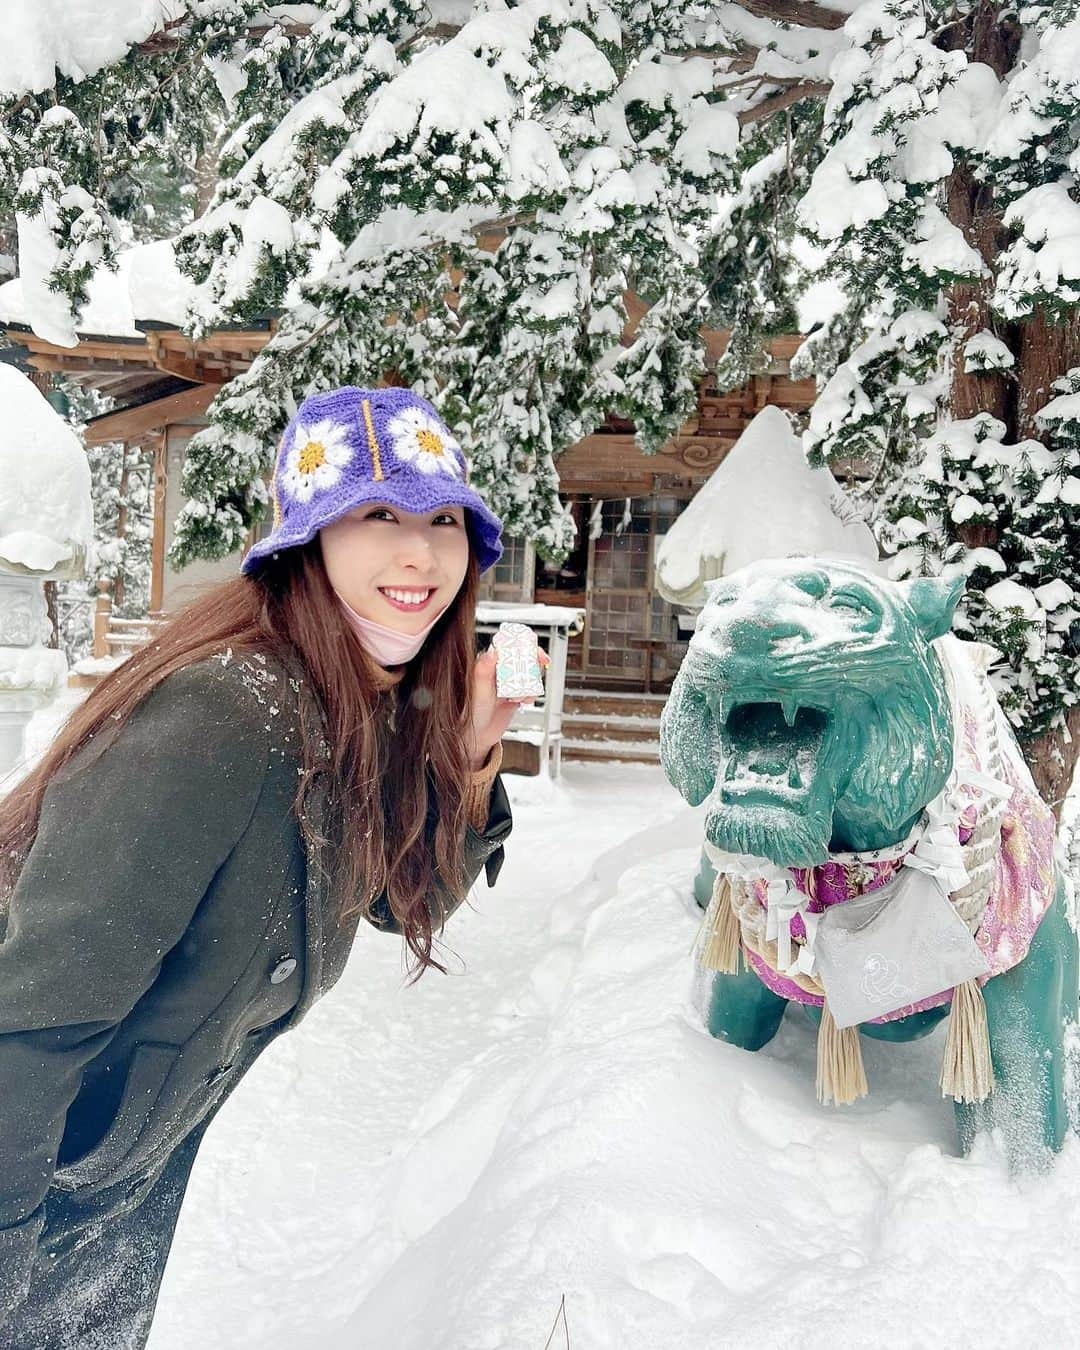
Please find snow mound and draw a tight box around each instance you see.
[654,405,880,606]
[0,648,67,697]
[985,578,1040,618]
[0,366,92,578]
[341,841,1080,1350]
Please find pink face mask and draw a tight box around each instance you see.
[334,591,447,667]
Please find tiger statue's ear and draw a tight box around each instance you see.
[900,574,966,640]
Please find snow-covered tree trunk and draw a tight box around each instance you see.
[940,3,1017,434]
[1017,313,1080,441]
[193,138,222,219]
[931,6,1080,809]
[1015,304,1080,810]
[798,0,1080,814]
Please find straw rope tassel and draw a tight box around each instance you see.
[816,1001,868,1106]
[700,874,742,974]
[939,979,995,1104]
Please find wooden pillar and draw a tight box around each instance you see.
[150,428,168,615]
[92,583,112,659]
[113,442,130,611]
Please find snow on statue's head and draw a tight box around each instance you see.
[0,367,93,579]
[660,557,964,868]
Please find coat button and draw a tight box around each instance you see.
[270,957,297,984]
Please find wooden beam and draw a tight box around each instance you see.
[21,335,155,364]
[94,374,164,397]
[145,332,218,383]
[83,383,220,445]
[29,354,148,374]
[191,331,272,357]
[557,433,736,486]
[13,324,269,373]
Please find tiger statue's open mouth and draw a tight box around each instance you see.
[695,674,854,866]
[715,699,830,805]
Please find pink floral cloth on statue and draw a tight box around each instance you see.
[739,638,1058,1022]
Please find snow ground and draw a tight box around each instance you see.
[120,760,1080,1350]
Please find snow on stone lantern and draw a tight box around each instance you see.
[654,405,882,610]
[0,366,92,774]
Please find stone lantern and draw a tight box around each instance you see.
[0,367,93,775]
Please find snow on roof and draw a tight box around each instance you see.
[0,366,92,577]
[0,238,196,343]
[654,405,880,607]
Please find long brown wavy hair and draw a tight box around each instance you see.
[0,540,480,977]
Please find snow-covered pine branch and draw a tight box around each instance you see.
[158,0,843,559]
[2,0,844,561]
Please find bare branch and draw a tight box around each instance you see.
[736,79,831,123]
[426,21,463,37]
[397,21,461,54]
[1,92,33,120]
[679,45,759,69]
[470,209,538,238]
[136,15,465,59]
[134,17,313,56]
[244,22,313,40]
[134,15,200,56]
[717,67,801,91]
[738,0,847,30]
[542,1296,571,1350]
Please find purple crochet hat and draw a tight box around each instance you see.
[242,386,503,575]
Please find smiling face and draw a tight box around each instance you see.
[318,501,470,633]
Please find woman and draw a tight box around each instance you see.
[0,386,523,1349]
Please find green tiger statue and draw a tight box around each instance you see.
[660,557,1076,1170]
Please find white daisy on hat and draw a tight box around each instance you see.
[281,418,353,502]
[387,404,464,477]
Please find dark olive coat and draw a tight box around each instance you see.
[0,652,511,1336]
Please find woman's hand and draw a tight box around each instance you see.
[465,645,550,771]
